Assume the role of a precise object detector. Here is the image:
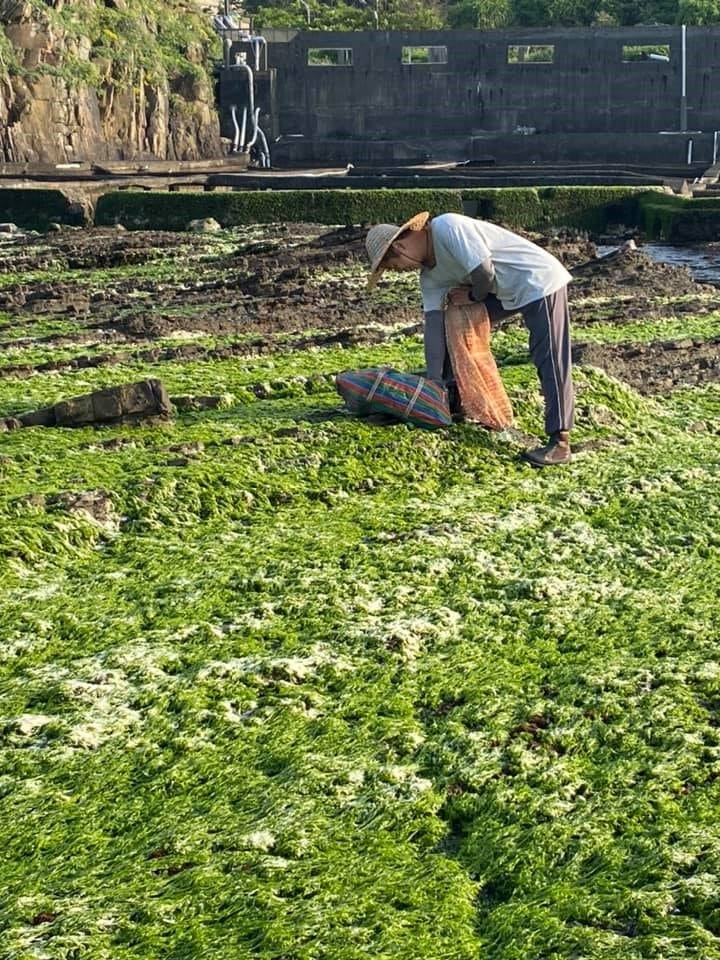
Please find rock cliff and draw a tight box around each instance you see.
[0,0,223,162]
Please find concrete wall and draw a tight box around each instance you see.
[219,26,720,161]
[469,132,714,164]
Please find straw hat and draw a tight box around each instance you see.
[365,211,430,288]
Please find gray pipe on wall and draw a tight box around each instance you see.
[251,36,267,71]
[245,107,261,151]
[230,104,240,152]
[257,126,271,166]
[239,107,248,153]
[680,24,687,132]
[233,60,256,152]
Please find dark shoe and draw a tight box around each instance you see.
[446,383,464,421]
[521,437,572,467]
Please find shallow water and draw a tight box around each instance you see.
[644,243,720,285]
[599,242,720,285]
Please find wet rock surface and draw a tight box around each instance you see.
[574,336,720,394]
[0,224,718,397]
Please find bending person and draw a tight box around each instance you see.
[365,211,574,467]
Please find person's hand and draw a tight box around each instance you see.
[447,285,474,306]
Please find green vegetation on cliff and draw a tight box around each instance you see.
[0,0,219,93]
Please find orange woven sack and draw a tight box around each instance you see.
[445,302,514,430]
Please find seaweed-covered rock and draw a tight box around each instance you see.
[14,378,172,429]
[47,489,117,528]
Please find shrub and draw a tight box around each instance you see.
[638,192,720,241]
[94,188,465,229]
[462,187,659,232]
[96,186,689,236]
[0,189,85,230]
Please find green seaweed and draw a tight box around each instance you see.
[1,229,720,960]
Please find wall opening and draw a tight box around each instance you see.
[507,44,554,63]
[401,45,448,64]
[622,44,670,62]
[307,48,353,66]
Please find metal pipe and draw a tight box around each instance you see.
[234,60,255,150]
[239,106,247,152]
[257,125,271,167]
[686,138,693,164]
[251,37,260,71]
[245,106,261,151]
[714,130,719,165]
[230,104,240,152]
[681,25,686,97]
[680,24,688,132]
[252,35,267,71]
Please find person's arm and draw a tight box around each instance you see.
[468,258,495,302]
[423,310,447,383]
[447,258,495,306]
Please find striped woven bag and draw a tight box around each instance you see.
[335,368,452,429]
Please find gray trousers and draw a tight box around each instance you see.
[484,288,574,435]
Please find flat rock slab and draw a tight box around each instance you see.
[9,378,172,430]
